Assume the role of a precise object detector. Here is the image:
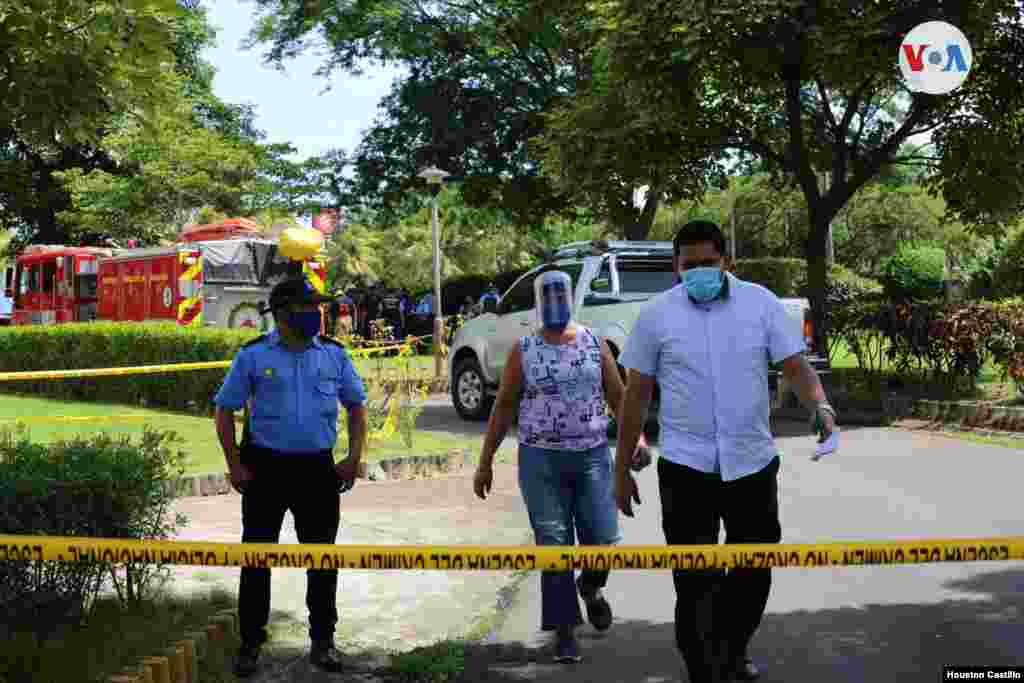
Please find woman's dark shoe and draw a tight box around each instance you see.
[577,576,613,631]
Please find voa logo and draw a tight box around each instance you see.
[899,21,973,95]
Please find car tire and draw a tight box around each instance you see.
[452,357,494,421]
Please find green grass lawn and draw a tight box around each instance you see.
[0,394,471,476]
[0,587,239,683]
[352,353,436,378]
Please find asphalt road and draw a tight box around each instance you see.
[476,421,1024,683]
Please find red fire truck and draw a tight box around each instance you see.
[2,220,328,330]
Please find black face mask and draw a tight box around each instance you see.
[287,310,322,339]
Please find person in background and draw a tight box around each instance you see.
[479,282,500,309]
[213,276,369,678]
[473,270,649,663]
[614,220,838,683]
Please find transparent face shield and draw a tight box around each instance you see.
[534,270,574,331]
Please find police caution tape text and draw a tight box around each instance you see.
[1,536,1022,571]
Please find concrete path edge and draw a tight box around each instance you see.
[166,448,475,498]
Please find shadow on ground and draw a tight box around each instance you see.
[451,567,1024,683]
[242,567,1024,682]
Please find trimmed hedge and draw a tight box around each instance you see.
[0,322,259,412]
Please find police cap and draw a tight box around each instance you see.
[263,276,332,313]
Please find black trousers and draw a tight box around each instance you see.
[657,456,781,683]
[238,447,341,647]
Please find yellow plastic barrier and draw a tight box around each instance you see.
[0,342,417,382]
[2,534,1022,571]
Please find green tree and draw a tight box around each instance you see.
[539,0,1024,350]
[0,0,254,248]
[55,95,261,245]
[0,0,181,147]
[244,0,664,236]
[323,186,577,291]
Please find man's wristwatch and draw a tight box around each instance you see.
[816,402,836,417]
[812,402,837,432]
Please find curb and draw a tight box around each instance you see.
[168,449,475,499]
[108,608,239,683]
[903,398,1024,433]
[893,419,1024,442]
[775,395,1024,433]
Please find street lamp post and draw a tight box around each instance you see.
[417,166,450,378]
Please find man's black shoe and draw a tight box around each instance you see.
[310,640,345,673]
[233,644,261,678]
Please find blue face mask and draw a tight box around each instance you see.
[288,310,322,339]
[681,267,723,303]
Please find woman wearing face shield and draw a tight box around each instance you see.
[473,270,649,663]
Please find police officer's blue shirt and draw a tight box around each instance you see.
[213,331,368,453]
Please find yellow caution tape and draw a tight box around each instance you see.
[335,336,425,347]
[1,535,1022,571]
[0,343,418,382]
[348,344,414,359]
[0,361,231,382]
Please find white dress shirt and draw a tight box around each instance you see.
[619,272,805,481]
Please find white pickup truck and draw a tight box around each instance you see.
[447,240,829,421]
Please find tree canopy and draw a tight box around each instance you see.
[244,0,665,234]
[538,0,1024,347]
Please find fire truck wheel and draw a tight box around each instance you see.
[228,302,264,330]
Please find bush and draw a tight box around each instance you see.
[0,428,187,657]
[989,229,1024,300]
[732,258,807,297]
[0,322,259,412]
[984,300,1024,395]
[879,245,946,301]
[799,264,884,362]
[844,300,1004,396]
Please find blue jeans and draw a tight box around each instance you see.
[518,443,622,630]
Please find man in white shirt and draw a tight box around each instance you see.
[615,220,837,683]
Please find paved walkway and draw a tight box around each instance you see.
[168,462,531,681]
[486,424,1024,682]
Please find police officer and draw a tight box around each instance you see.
[213,275,368,677]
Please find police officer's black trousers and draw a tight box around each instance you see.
[238,448,341,647]
[657,456,781,683]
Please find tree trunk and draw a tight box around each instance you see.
[805,208,832,357]
[622,188,660,240]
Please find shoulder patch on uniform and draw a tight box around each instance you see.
[318,335,346,349]
[241,334,270,349]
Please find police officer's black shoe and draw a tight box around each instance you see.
[233,644,261,678]
[309,640,345,673]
